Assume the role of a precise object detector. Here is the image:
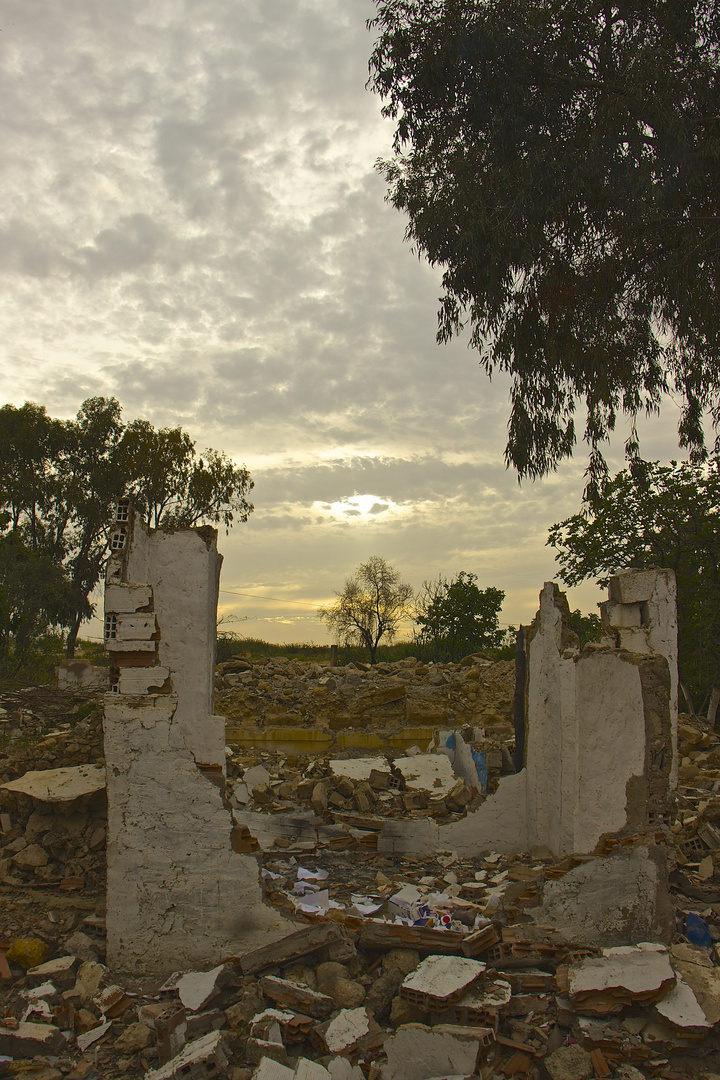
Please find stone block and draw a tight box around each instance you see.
[600,600,642,629]
[608,569,660,605]
[380,1023,493,1080]
[536,846,672,947]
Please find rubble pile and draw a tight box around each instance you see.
[0,883,719,1080]
[1,667,720,1077]
[0,691,105,895]
[227,747,496,831]
[216,656,515,735]
[671,720,720,912]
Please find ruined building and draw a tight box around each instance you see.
[103,503,677,973]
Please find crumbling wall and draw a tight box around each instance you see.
[603,568,679,785]
[379,570,676,860]
[103,502,289,974]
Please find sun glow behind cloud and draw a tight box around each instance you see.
[313,493,407,522]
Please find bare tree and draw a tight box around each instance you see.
[318,556,414,664]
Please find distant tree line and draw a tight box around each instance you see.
[0,397,253,672]
[319,557,511,664]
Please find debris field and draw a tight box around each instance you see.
[1,658,720,1080]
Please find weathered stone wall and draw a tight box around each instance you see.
[103,503,289,974]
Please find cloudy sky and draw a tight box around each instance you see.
[1,0,683,643]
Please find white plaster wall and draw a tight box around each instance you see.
[442,771,528,855]
[645,571,678,787]
[104,696,290,974]
[123,521,225,768]
[524,584,578,855]
[611,569,678,785]
[572,653,646,853]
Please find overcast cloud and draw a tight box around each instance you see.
[0,0,683,642]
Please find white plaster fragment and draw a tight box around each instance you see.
[295,1059,332,1080]
[145,1030,228,1079]
[1,765,106,803]
[251,1059,295,1080]
[20,982,56,1000]
[569,943,675,1001]
[114,666,170,694]
[380,1024,491,1080]
[105,583,153,612]
[329,757,389,782]
[327,1059,365,1080]
[176,963,227,1011]
[76,1019,113,1051]
[656,974,712,1030]
[243,764,271,790]
[396,754,457,796]
[323,1008,371,1053]
[401,956,485,1005]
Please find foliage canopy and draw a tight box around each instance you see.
[0,398,254,662]
[368,0,720,481]
[318,556,414,664]
[414,571,505,660]
[548,456,720,714]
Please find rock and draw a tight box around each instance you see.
[389,997,425,1027]
[364,970,403,1020]
[115,1021,152,1052]
[380,1023,492,1080]
[225,981,266,1029]
[544,1044,594,1080]
[6,937,50,969]
[312,783,328,814]
[315,963,366,1010]
[65,932,100,963]
[537,846,673,947]
[72,960,106,1003]
[12,843,49,869]
[74,1009,101,1034]
[383,949,421,978]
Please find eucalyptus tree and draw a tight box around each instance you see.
[368,1,720,483]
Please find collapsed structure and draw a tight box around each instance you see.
[380,569,677,861]
[103,503,678,973]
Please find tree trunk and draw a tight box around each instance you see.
[65,614,82,658]
[679,680,695,717]
[707,685,720,730]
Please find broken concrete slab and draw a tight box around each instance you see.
[259,975,334,1020]
[0,764,106,803]
[240,923,356,977]
[655,973,713,1031]
[312,1007,374,1055]
[0,1020,64,1056]
[395,754,457,797]
[568,943,675,1013]
[380,1023,493,1080]
[670,943,720,1026]
[329,757,390,782]
[400,955,486,1008]
[145,1030,229,1079]
[534,845,673,947]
